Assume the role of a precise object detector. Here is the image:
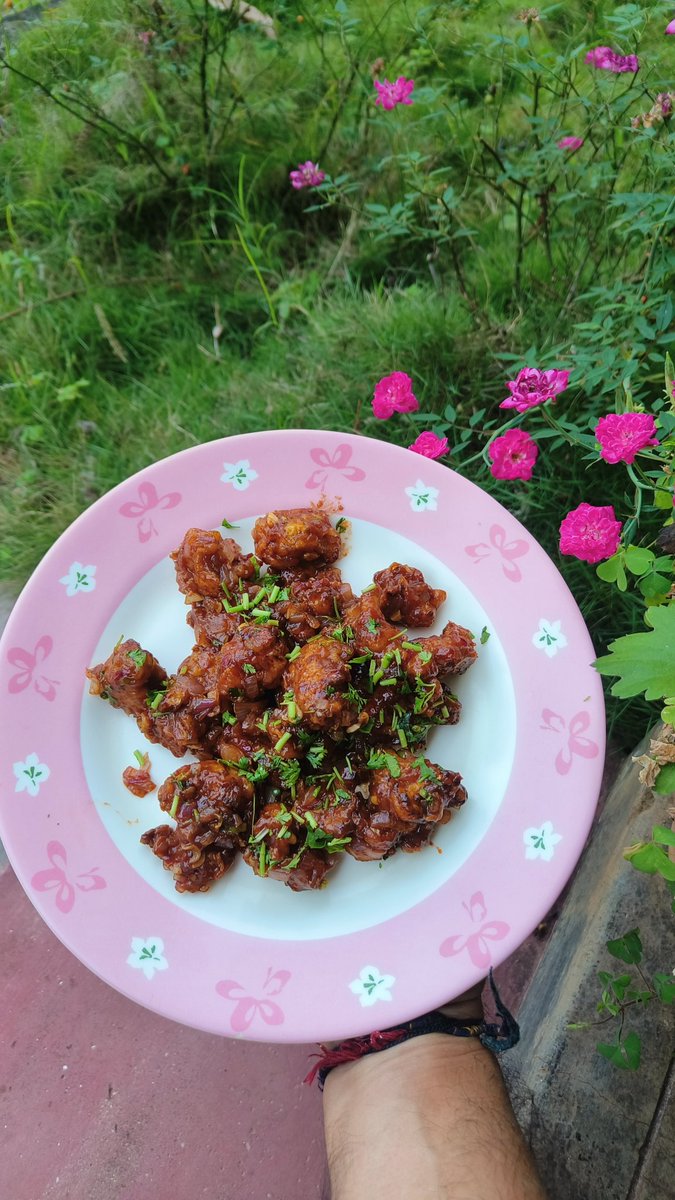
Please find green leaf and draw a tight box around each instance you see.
[624,546,654,576]
[639,573,671,600]
[597,1031,641,1071]
[653,972,675,1004]
[596,553,627,591]
[661,699,675,727]
[653,765,675,795]
[594,606,675,700]
[624,841,675,881]
[657,296,673,332]
[652,823,675,846]
[606,929,642,964]
[665,352,675,407]
[653,477,673,509]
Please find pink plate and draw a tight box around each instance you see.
[0,430,604,1041]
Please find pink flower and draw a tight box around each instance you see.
[137,30,155,46]
[557,136,584,151]
[594,412,659,465]
[374,77,415,110]
[585,46,639,74]
[667,20,675,34]
[500,367,569,413]
[488,429,538,481]
[372,371,419,420]
[408,431,449,459]
[559,502,622,564]
[289,161,326,190]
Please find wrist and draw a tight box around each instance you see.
[323,1028,488,1100]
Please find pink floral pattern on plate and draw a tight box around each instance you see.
[305,444,366,490]
[118,481,182,542]
[31,841,107,914]
[540,708,599,775]
[7,636,59,701]
[216,968,291,1031]
[439,892,510,968]
[465,524,529,582]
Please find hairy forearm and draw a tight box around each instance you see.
[323,1034,546,1200]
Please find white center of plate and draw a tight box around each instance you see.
[81,516,516,941]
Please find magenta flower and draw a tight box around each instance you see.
[559,502,622,564]
[557,136,584,151]
[667,20,675,34]
[408,431,449,459]
[500,367,569,413]
[585,46,639,74]
[374,77,415,111]
[289,161,326,190]
[372,372,418,420]
[594,412,659,465]
[488,429,538,482]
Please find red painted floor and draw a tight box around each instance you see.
[1,865,328,1200]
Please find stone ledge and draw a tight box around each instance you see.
[501,731,674,1200]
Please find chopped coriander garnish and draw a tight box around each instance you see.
[306,827,351,853]
[362,582,376,593]
[133,749,146,767]
[259,842,268,876]
[221,711,237,725]
[242,663,256,675]
[221,518,240,529]
[346,683,366,711]
[234,754,270,784]
[419,650,433,664]
[169,793,180,819]
[480,626,490,644]
[366,617,379,634]
[335,517,348,534]
[147,684,168,710]
[306,744,327,768]
[402,640,422,653]
[276,758,301,794]
[366,751,401,778]
[127,649,147,668]
[274,731,291,753]
[413,756,440,783]
[287,645,302,662]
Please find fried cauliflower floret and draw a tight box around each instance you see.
[278,566,354,643]
[284,636,358,731]
[373,563,446,627]
[218,625,289,700]
[243,801,336,891]
[86,639,167,717]
[172,528,256,598]
[252,508,342,570]
[348,751,466,860]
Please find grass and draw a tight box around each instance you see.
[1,0,673,748]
